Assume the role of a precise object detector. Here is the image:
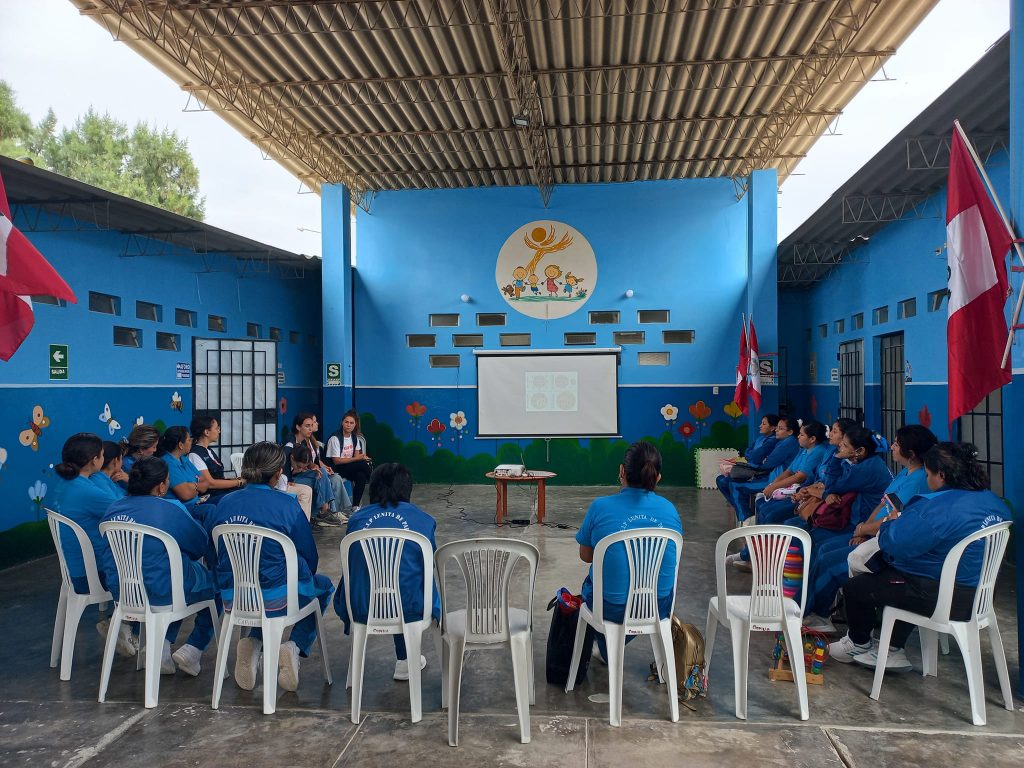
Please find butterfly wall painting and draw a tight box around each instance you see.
[171,392,183,412]
[19,406,51,451]
[98,403,121,436]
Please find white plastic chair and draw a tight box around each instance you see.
[210,524,333,715]
[869,521,1014,726]
[46,508,114,680]
[705,525,811,721]
[340,529,435,724]
[230,452,244,478]
[436,538,539,746]
[98,521,220,709]
[565,527,683,727]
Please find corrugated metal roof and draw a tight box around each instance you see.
[71,0,939,206]
[778,33,1010,287]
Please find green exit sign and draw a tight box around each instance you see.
[49,344,69,380]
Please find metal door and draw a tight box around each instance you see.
[959,389,1004,496]
[838,340,864,423]
[879,333,905,472]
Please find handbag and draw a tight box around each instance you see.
[848,537,882,576]
[810,492,857,531]
[545,588,594,686]
[729,463,769,482]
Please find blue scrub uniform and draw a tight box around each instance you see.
[743,434,777,466]
[51,474,119,593]
[90,471,126,501]
[333,501,441,661]
[162,453,217,522]
[717,435,800,521]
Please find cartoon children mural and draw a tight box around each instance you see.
[544,263,562,295]
[564,271,583,296]
[512,265,527,298]
[527,273,540,294]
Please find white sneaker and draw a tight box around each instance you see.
[828,634,872,663]
[235,637,262,691]
[393,655,427,681]
[802,614,838,634]
[591,643,607,665]
[277,641,301,692]
[96,619,139,658]
[853,646,914,672]
[172,643,203,677]
[725,553,752,572]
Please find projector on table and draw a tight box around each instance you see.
[493,464,526,478]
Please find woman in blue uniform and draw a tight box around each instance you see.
[90,441,127,500]
[205,442,334,694]
[829,442,1008,671]
[715,414,779,507]
[722,416,802,522]
[157,426,217,522]
[333,462,440,681]
[576,441,683,662]
[100,457,219,676]
[120,424,159,474]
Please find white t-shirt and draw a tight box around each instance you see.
[188,453,208,472]
[326,434,358,459]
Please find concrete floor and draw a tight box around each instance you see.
[1,484,1022,768]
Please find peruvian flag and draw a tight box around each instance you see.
[945,125,1012,425]
[747,317,763,412]
[0,292,33,362]
[733,318,749,413]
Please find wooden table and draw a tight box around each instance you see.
[484,470,557,525]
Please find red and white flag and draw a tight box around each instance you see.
[747,317,763,413]
[733,318,749,413]
[945,126,1012,425]
[0,291,33,362]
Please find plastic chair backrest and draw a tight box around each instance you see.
[714,526,811,625]
[435,538,539,643]
[45,507,107,597]
[99,521,188,615]
[212,523,300,619]
[591,527,683,631]
[932,521,1012,625]
[340,529,433,633]
[230,453,244,478]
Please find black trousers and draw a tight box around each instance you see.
[335,460,372,505]
[845,564,976,648]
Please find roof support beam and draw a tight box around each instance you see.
[841,193,939,224]
[905,133,1010,170]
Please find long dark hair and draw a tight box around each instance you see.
[100,441,123,470]
[844,425,883,460]
[340,409,363,440]
[55,433,103,480]
[292,411,319,447]
[895,424,938,464]
[127,456,170,496]
[156,426,189,457]
[923,442,989,490]
[190,414,218,442]
[368,463,413,508]
[622,441,661,492]
[801,421,827,445]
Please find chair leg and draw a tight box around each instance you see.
[703,604,719,678]
[59,595,89,681]
[869,611,897,701]
[657,619,679,723]
[650,630,667,684]
[526,629,536,706]
[939,633,950,655]
[50,584,69,669]
[564,613,589,693]
[447,635,467,747]
[97,606,123,703]
[261,622,284,716]
[604,623,626,727]
[952,624,988,726]
[510,634,532,743]
[781,618,809,721]
[405,627,424,724]
[985,618,1014,712]
[143,617,168,709]
[439,631,450,710]
[920,628,939,677]
[314,609,333,685]
[348,624,368,724]
[211,615,236,710]
[729,619,750,720]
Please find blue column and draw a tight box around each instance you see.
[747,168,780,442]
[321,183,353,435]
[1008,0,1024,700]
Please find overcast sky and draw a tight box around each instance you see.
[0,0,1011,254]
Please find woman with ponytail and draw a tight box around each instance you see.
[576,441,683,662]
[830,442,1008,671]
[157,426,216,520]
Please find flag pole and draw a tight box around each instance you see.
[953,120,1024,368]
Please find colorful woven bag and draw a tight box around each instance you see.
[782,544,803,600]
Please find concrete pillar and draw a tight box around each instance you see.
[320,183,353,435]
[747,168,780,441]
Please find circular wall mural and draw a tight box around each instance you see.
[495,221,597,319]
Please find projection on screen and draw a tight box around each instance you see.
[476,350,619,438]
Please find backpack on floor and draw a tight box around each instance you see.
[670,617,708,702]
[545,588,594,686]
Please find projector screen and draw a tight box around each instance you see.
[475,349,620,438]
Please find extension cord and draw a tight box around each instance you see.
[509,518,531,526]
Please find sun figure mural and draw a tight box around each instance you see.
[495,220,597,320]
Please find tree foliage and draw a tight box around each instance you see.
[0,81,205,220]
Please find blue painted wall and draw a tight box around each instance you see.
[0,205,321,535]
[349,179,777,480]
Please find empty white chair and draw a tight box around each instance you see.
[870,521,1014,726]
[705,525,811,721]
[98,521,220,708]
[210,524,333,715]
[436,538,539,745]
[340,529,434,724]
[46,508,114,680]
[229,452,244,478]
[565,527,683,727]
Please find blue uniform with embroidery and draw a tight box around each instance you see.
[101,494,218,648]
[51,475,118,589]
[333,501,440,661]
[823,454,893,526]
[743,434,777,466]
[749,443,833,531]
[205,484,333,656]
[90,471,126,500]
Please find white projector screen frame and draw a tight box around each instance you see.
[474,349,620,438]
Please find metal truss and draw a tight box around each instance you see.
[841,193,942,224]
[10,198,112,232]
[777,241,870,285]
[739,0,887,178]
[485,0,554,205]
[906,133,1010,171]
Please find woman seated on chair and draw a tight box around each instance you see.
[205,442,334,694]
[787,418,857,515]
[91,441,128,500]
[157,426,218,521]
[829,442,1007,672]
[326,409,372,510]
[120,423,159,474]
[283,412,348,527]
[51,433,136,658]
[719,417,801,523]
[100,456,219,677]
[715,413,779,492]
[577,441,683,663]
[332,462,441,682]
[188,415,245,500]
[803,424,937,633]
